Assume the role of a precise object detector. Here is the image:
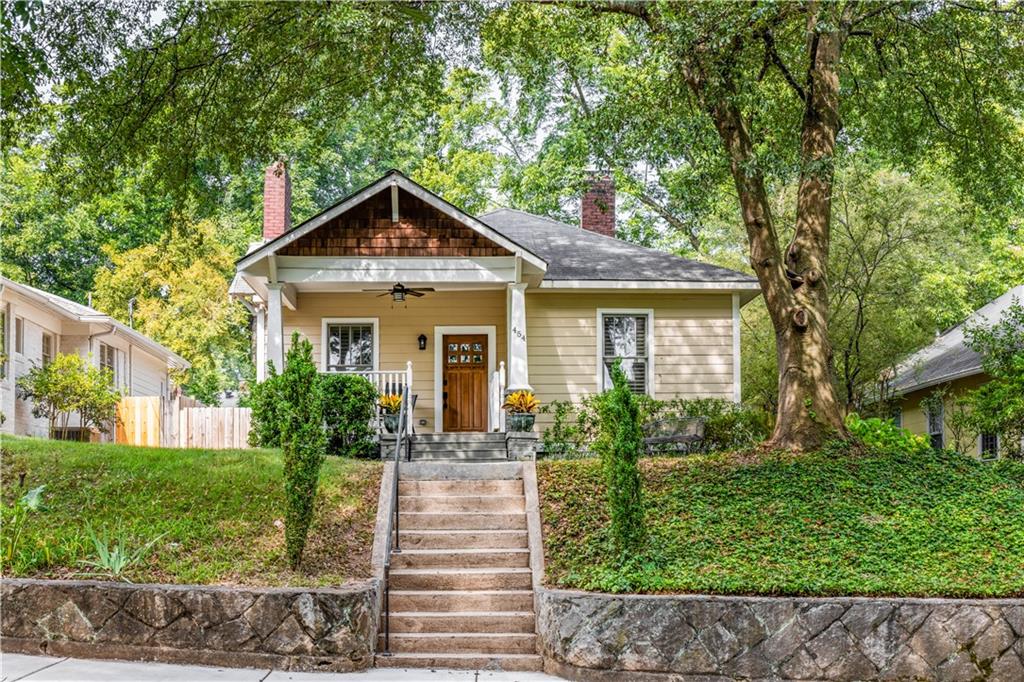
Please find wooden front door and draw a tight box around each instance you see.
[442,334,488,432]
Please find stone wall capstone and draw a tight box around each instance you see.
[1,578,379,672]
[538,588,1024,681]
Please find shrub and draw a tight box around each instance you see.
[279,334,327,568]
[593,361,645,555]
[845,412,930,455]
[16,353,120,439]
[248,364,283,448]
[319,373,377,458]
[541,395,769,457]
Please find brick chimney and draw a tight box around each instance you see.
[262,159,291,241]
[581,172,616,237]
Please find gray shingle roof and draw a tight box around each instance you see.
[481,208,757,284]
[891,284,1024,394]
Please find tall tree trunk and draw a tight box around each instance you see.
[682,10,850,451]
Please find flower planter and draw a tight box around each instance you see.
[506,413,536,432]
[382,414,400,434]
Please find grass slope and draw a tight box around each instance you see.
[539,446,1024,597]
[1,436,381,586]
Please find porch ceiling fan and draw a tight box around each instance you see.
[363,282,434,303]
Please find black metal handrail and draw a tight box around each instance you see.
[380,382,411,656]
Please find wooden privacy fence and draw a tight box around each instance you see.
[115,396,252,449]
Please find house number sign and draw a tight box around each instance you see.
[512,326,527,343]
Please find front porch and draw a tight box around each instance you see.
[251,288,531,435]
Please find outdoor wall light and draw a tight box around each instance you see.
[418,333,428,350]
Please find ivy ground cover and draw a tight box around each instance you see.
[1,436,381,586]
[538,446,1024,597]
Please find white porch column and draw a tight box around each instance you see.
[254,303,268,381]
[266,284,284,373]
[507,283,531,391]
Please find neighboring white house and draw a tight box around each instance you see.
[0,276,190,439]
[232,164,760,433]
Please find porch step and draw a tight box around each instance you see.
[381,632,537,654]
[398,494,525,513]
[412,433,507,445]
[400,462,522,481]
[389,567,533,591]
[399,479,523,496]
[389,590,534,612]
[386,610,536,633]
[398,529,528,550]
[375,652,543,672]
[391,548,530,569]
[398,512,527,530]
[409,449,508,461]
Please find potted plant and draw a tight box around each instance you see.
[503,390,539,432]
[379,393,403,434]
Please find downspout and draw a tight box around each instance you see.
[88,323,117,361]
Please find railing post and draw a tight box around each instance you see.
[499,361,507,432]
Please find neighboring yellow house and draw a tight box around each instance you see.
[890,285,1023,459]
[231,164,760,434]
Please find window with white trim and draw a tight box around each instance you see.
[926,402,944,450]
[979,433,999,460]
[600,312,650,395]
[325,323,374,372]
[0,311,6,378]
[14,316,24,354]
[99,343,117,384]
[41,332,54,367]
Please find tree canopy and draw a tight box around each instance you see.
[2,0,1022,443]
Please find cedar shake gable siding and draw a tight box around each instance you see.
[279,188,512,258]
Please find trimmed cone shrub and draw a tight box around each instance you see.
[593,360,646,555]
[279,334,327,568]
[320,373,377,458]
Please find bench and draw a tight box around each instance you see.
[643,416,706,455]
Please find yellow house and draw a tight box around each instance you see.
[890,285,1023,459]
[231,164,760,435]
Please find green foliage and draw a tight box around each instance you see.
[845,413,930,456]
[91,214,250,403]
[593,362,645,555]
[538,448,1024,596]
[319,373,377,459]
[0,435,381,585]
[1,485,45,570]
[955,302,1024,459]
[79,525,167,582]
[279,334,327,569]
[247,365,283,449]
[542,396,769,457]
[16,352,120,439]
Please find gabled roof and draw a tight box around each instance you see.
[482,208,759,290]
[237,170,547,272]
[891,284,1024,395]
[0,276,190,369]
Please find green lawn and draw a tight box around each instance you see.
[1,436,381,586]
[538,446,1024,597]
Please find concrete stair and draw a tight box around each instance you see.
[377,462,540,672]
[407,433,509,461]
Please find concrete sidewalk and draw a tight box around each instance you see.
[0,654,561,682]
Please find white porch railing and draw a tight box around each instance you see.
[330,362,414,397]
[489,361,506,433]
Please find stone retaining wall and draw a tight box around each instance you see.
[1,578,379,672]
[538,588,1024,681]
